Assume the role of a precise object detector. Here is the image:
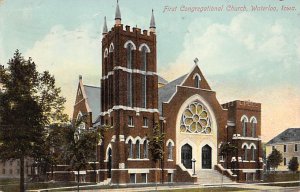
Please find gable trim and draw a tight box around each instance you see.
[179,64,198,86]
[79,80,92,112]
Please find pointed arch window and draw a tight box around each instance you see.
[136,140,141,159]
[127,43,134,107]
[251,146,255,161]
[168,142,173,160]
[109,43,114,71]
[143,140,148,159]
[141,46,147,71]
[243,145,248,161]
[242,117,248,137]
[128,139,133,158]
[193,73,201,88]
[127,43,133,69]
[141,46,148,108]
[195,75,200,88]
[250,117,257,138]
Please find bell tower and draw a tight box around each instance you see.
[100,1,159,184]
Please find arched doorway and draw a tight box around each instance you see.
[108,148,112,178]
[181,144,192,169]
[202,145,212,169]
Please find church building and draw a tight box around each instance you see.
[70,2,263,185]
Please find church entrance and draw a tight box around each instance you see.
[202,145,212,169]
[108,148,112,178]
[181,144,192,169]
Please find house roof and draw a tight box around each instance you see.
[158,74,187,113]
[83,85,101,121]
[266,128,300,145]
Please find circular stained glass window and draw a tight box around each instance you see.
[180,101,212,134]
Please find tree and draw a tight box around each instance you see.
[219,142,237,169]
[62,115,100,191]
[288,157,299,173]
[267,148,283,171]
[0,50,67,191]
[149,122,165,185]
[40,124,69,181]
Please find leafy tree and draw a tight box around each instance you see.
[149,122,165,184]
[0,50,67,191]
[288,157,299,173]
[62,115,100,191]
[267,148,283,171]
[219,142,237,168]
[39,124,69,181]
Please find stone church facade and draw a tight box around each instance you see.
[68,2,263,185]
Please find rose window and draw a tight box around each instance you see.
[180,101,212,134]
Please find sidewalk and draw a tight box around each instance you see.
[28,181,300,192]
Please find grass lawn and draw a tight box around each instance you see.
[263,172,300,182]
[49,186,253,192]
[158,187,253,192]
[0,181,93,192]
[262,182,300,187]
[0,178,19,185]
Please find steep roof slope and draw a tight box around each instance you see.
[158,74,187,113]
[83,85,101,121]
[266,128,300,145]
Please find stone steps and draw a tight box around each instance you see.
[196,170,233,184]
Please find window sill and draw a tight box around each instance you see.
[167,159,173,162]
[128,125,134,128]
[250,160,256,162]
[220,160,224,163]
[127,158,149,161]
[142,126,148,128]
[242,160,249,162]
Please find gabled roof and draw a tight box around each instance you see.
[158,63,213,114]
[83,85,101,121]
[266,128,300,145]
[158,74,187,113]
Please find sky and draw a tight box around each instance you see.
[0,0,299,142]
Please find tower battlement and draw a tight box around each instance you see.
[222,100,261,111]
[103,24,155,41]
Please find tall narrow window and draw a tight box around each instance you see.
[251,118,257,137]
[136,140,140,159]
[242,118,247,137]
[127,43,133,107]
[283,158,286,166]
[109,51,113,70]
[284,145,287,152]
[141,76,146,108]
[141,46,147,108]
[295,144,298,152]
[168,142,173,160]
[128,116,134,127]
[143,117,148,127]
[194,75,200,88]
[141,46,147,71]
[243,146,248,161]
[108,49,113,107]
[127,43,133,69]
[251,146,255,161]
[143,140,148,159]
[128,140,133,158]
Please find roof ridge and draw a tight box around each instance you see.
[164,74,187,86]
[83,84,100,88]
